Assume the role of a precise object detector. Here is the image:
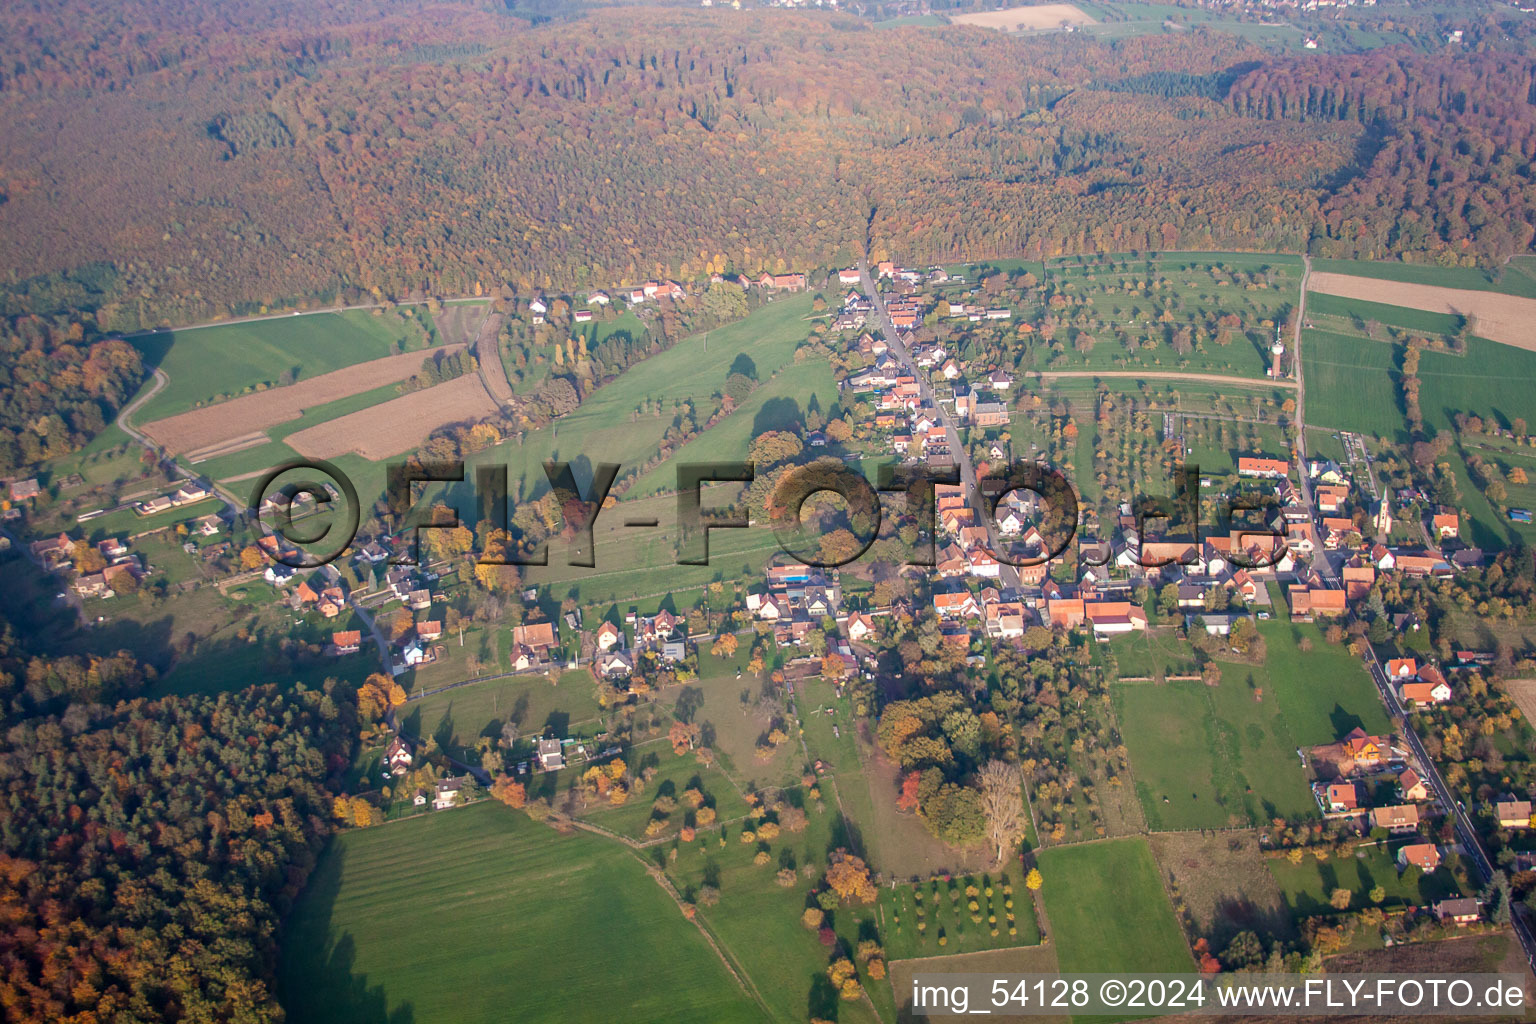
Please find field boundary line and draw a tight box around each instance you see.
[611,841,777,1021]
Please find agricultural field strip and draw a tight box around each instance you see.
[949,4,1097,30]
[286,373,502,461]
[1308,273,1536,352]
[141,346,465,454]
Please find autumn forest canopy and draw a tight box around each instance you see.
[2,1,1535,328]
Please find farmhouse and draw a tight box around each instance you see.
[1047,598,1086,630]
[1083,601,1147,636]
[1321,517,1358,548]
[1399,669,1451,706]
[1342,563,1376,601]
[1287,585,1346,621]
[984,602,1028,640]
[1314,484,1350,514]
[1393,551,1455,578]
[512,622,558,652]
[759,272,806,291]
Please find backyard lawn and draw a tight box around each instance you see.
[1115,666,1317,831]
[1115,680,1248,831]
[401,669,606,762]
[1268,843,1464,919]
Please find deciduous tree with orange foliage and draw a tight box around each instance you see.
[823,850,878,905]
[490,776,527,810]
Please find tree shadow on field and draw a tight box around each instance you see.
[827,807,867,861]
[1210,894,1298,948]
[754,397,804,436]
[808,974,841,1022]
[1328,704,1365,741]
[279,845,417,1024]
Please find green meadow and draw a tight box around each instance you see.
[279,803,768,1024]
[130,308,438,420]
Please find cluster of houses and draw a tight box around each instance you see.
[31,532,147,598]
[292,577,348,619]
[591,607,691,680]
[133,480,213,517]
[1302,726,1522,925]
[746,563,854,667]
[1312,781,1535,928]
[1384,657,1452,708]
[1314,731,1414,813]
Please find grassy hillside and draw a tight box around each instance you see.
[131,309,436,420]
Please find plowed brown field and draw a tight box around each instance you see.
[1308,272,1536,350]
[285,373,501,460]
[141,346,462,454]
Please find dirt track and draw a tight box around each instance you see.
[472,310,514,404]
[1030,370,1296,388]
[1308,272,1536,351]
[285,373,501,461]
[141,346,463,454]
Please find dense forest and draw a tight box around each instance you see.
[0,317,144,474]
[0,591,356,1024]
[2,3,1534,327]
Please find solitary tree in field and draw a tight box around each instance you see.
[978,760,1027,866]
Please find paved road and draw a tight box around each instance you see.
[1349,609,1536,972]
[116,367,246,516]
[858,259,1023,591]
[1287,255,1335,581]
